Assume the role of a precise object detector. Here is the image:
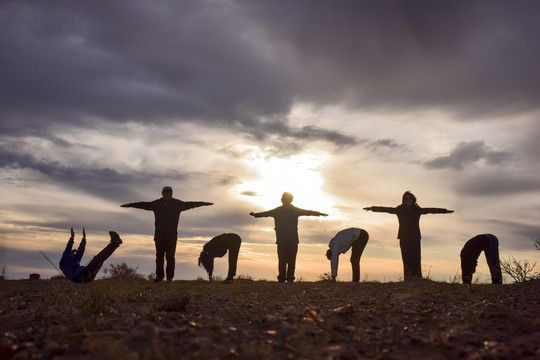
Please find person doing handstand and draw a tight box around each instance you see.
[59,228,123,283]
[198,233,242,284]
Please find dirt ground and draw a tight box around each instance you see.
[1,278,539,359]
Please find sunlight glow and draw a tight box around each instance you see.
[233,146,335,214]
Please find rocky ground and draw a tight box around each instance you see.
[1,278,539,359]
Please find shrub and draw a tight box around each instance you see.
[318,272,334,281]
[102,262,145,280]
[500,255,537,283]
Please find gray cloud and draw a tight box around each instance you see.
[2,0,540,140]
[424,141,512,170]
[367,139,406,153]
[454,173,540,197]
[0,146,150,201]
[244,1,540,118]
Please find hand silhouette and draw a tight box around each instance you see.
[70,227,75,239]
[82,228,86,239]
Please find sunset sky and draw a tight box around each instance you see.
[2,1,539,282]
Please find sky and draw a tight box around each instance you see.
[1,1,540,282]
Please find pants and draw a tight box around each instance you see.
[80,242,119,283]
[350,230,369,282]
[155,236,177,281]
[462,235,502,284]
[226,237,241,280]
[277,242,298,282]
[399,236,422,281]
[485,235,502,284]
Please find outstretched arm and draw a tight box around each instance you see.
[363,206,397,214]
[421,207,454,215]
[302,209,328,217]
[76,228,86,262]
[182,201,213,211]
[62,228,75,256]
[120,201,155,210]
[249,210,274,218]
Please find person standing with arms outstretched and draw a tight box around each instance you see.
[364,191,453,281]
[249,192,327,282]
[326,228,369,282]
[121,186,213,283]
[60,228,123,283]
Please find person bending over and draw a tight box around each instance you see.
[198,233,242,284]
[460,234,502,284]
[326,228,369,282]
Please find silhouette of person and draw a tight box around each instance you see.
[198,233,242,284]
[121,186,213,283]
[460,234,502,284]
[364,191,453,281]
[326,228,369,282]
[249,192,328,282]
[59,228,123,283]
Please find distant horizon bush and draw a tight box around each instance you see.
[102,261,145,280]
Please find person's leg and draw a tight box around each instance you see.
[410,237,422,279]
[82,242,119,282]
[460,247,479,284]
[400,237,422,281]
[276,244,286,282]
[485,235,502,284]
[350,231,368,282]
[226,236,241,280]
[286,243,298,282]
[165,237,178,282]
[460,251,473,284]
[155,239,166,281]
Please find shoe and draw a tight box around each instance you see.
[109,231,123,245]
[154,278,163,283]
[166,279,172,283]
[221,279,233,285]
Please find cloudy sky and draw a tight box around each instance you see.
[2,1,539,282]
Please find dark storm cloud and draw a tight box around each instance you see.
[244,1,540,118]
[0,146,147,201]
[424,141,512,170]
[2,0,540,139]
[0,0,294,133]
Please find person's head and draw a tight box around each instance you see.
[402,191,417,206]
[460,251,477,284]
[162,186,173,200]
[198,249,214,278]
[326,249,332,260]
[281,192,293,205]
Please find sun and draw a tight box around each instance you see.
[234,146,335,214]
